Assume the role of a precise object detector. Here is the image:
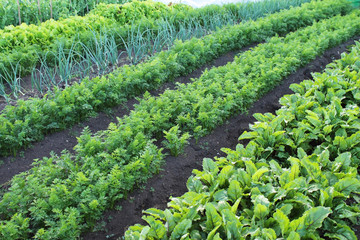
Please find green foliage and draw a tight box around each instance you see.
[1,3,360,239]
[0,0,351,157]
[162,125,191,156]
[0,0,189,79]
[90,0,170,24]
[0,0,314,92]
[125,42,360,240]
[0,0,132,29]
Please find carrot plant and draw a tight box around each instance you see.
[163,125,191,156]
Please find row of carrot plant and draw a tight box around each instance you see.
[125,41,360,240]
[1,9,359,239]
[0,0,351,157]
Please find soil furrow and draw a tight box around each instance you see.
[81,36,360,240]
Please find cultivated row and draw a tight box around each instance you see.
[0,0,130,29]
[0,0,350,156]
[125,41,360,239]
[0,0,189,78]
[0,0,311,88]
[1,10,359,239]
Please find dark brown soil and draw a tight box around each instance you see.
[81,37,360,240]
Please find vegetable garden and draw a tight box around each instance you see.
[1,0,360,239]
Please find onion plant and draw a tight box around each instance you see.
[145,28,170,56]
[0,60,23,100]
[81,30,123,74]
[53,41,80,87]
[119,23,149,65]
[31,52,57,94]
[0,81,9,103]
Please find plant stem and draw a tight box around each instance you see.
[50,0,53,19]
[37,0,42,22]
[16,0,21,25]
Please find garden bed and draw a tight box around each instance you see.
[83,35,360,240]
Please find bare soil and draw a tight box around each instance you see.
[80,37,360,239]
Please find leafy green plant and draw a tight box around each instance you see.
[125,42,360,240]
[0,10,359,239]
[0,0,190,82]
[0,0,350,157]
[0,0,133,29]
[162,125,191,156]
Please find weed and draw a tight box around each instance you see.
[199,141,210,151]
[93,220,106,232]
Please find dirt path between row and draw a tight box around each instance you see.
[81,36,360,240]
